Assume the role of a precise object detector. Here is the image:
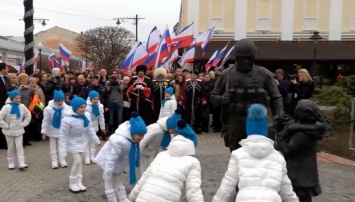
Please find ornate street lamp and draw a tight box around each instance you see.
[309,31,323,88]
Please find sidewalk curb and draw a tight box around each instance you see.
[317,152,355,167]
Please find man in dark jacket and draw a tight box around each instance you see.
[84,75,106,105]
[0,63,9,149]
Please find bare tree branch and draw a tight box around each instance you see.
[75,26,135,71]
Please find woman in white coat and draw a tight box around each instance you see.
[95,112,147,202]
[158,87,177,119]
[140,109,181,174]
[213,104,299,202]
[41,88,69,169]
[85,90,105,165]
[129,120,204,202]
[0,90,31,170]
[59,96,100,193]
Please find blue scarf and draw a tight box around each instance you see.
[72,114,90,127]
[127,138,140,185]
[9,103,21,119]
[160,131,171,148]
[51,107,63,128]
[92,104,100,117]
[161,98,171,107]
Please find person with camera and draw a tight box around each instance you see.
[106,70,124,135]
[288,69,315,119]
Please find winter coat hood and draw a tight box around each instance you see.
[167,135,195,157]
[240,135,275,158]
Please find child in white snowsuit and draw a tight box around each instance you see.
[95,112,147,202]
[59,96,100,193]
[0,90,31,170]
[158,87,177,119]
[140,109,181,174]
[213,104,299,202]
[41,88,69,169]
[129,119,204,202]
[84,90,105,165]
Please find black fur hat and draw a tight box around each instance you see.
[136,65,147,74]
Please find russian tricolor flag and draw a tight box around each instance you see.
[172,22,194,49]
[178,41,195,67]
[205,50,219,71]
[219,46,235,68]
[48,53,57,62]
[130,42,149,69]
[121,42,139,71]
[146,27,161,55]
[195,26,215,56]
[154,25,170,70]
[59,43,72,63]
[211,42,230,67]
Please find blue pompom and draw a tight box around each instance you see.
[177,120,186,129]
[248,104,267,121]
[131,112,139,118]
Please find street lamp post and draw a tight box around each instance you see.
[38,48,42,73]
[113,14,145,42]
[309,31,323,88]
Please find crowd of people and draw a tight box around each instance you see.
[0,39,329,202]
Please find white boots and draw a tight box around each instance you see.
[69,176,86,193]
[50,153,58,169]
[84,149,96,165]
[18,157,28,171]
[105,187,131,202]
[7,157,15,170]
[116,187,131,202]
[69,176,81,193]
[51,153,67,169]
[106,190,118,202]
[59,157,68,168]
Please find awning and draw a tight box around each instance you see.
[195,41,355,60]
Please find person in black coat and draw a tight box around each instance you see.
[0,63,10,149]
[279,99,333,202]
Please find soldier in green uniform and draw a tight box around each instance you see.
[210,39,284,152]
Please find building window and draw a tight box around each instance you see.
[303,17,318,30]
[210,17,223,30]
[256,18,270,31]
[351,18,355,30]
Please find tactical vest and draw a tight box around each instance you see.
[228,67,270,114]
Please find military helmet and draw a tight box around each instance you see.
[234,39,257,57]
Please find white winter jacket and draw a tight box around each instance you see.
[58,108,99,157]
[0,98,31,137]
[213,135,299,202]
[95,121,133,175]
[129,135,204,202]
[86,98,105,132]
[41,100,69,138]
[140,117,168,158]
[158,95,177,119]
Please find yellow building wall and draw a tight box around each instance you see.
[271,0,282,32]
[293,0,303,32]
[318,0,329,32]
[246,0,256,32]
[199,0,209,30]
[342,0,355,31]
[224,0,235,32]
[181,0,188,28]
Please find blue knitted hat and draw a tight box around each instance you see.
[88,90,100,101]
[8,90,21,100]
[53,88,65,101]
[130,112,147,135]
[166,109,182,129]
[165,87,174,95]
[175,120,197,146]
[246,104,268,137]
[70,96,86,112]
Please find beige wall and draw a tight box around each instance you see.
[34,26,79,44]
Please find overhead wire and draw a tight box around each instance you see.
[0,0,112,21]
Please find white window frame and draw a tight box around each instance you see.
[255,0,272,31]
[210,17,224,30]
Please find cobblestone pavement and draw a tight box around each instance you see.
[0,132,355,202]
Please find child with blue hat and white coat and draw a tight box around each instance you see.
[158,87,177,119]
[59,96,101,193]
[213,104,299,202]
[41,88,69,169]
[0,90,31,170]
[139,108,182,174]
[129,119,204,202]
[95,112,147,202]
[84,90,105,165]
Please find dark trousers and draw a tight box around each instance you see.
[0,130,7,149]
[201,105,210,132]
[212,106,222,130]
